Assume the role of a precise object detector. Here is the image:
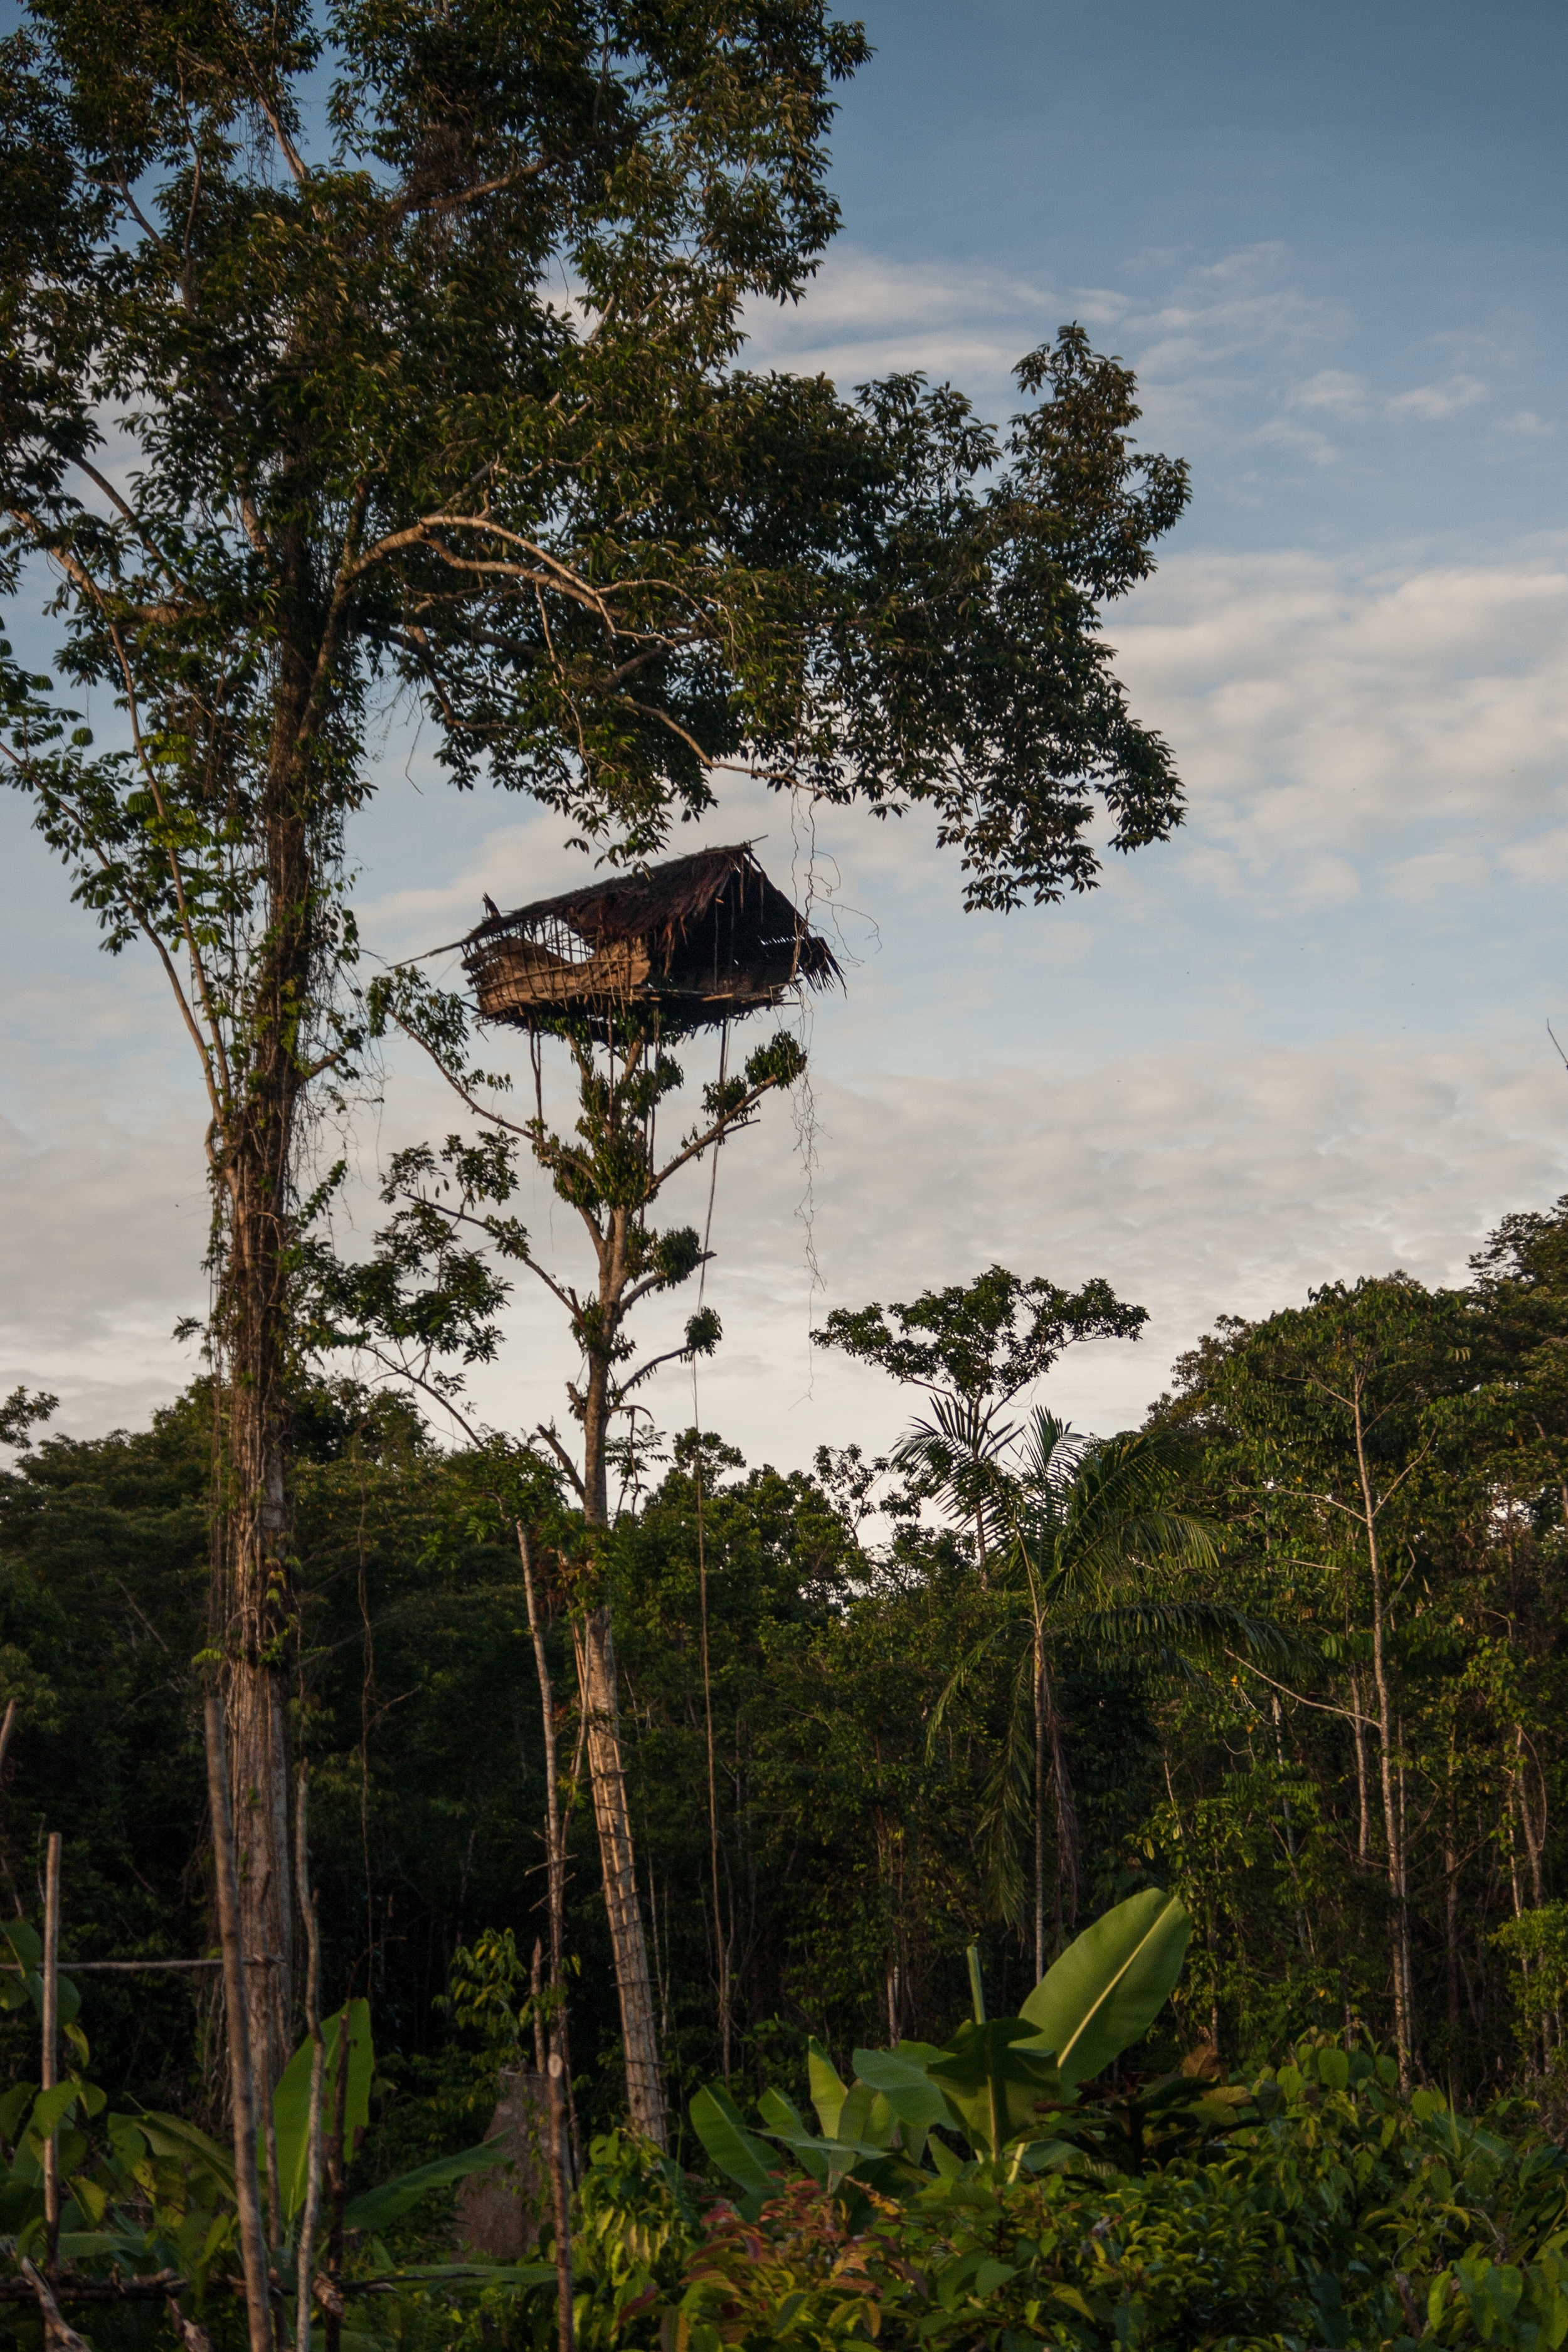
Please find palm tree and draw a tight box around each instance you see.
[911,1407,1293,1977]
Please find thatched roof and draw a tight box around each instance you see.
[460,844,841,1034]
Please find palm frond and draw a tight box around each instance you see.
[926,1618,1020,1749]
[975,1651,1038,1926]
[1013,1406,1090,1499]
[893,1394,1022,1550]
[1073,1597,1308,1672]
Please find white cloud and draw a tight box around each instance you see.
[1386,375,1488,421]
[6,204,1568,1469]
[1110,547,1568,879]
[351,1027,1568,1467]
[1292,369,1369,416]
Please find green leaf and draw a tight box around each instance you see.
[1,1921,41,1969]
[0,2178,41,2230]
[972,2259,1017,2297]
[756,2090,831,2188]
[807,2040,848,2139]
[837,2081,877,2144]
[139,2110,236,2195]
[756,2087,815,2143]
[852,2048,949,2141]
[344,2139,511,2233]
[0,2082,36,2143]
[28,2082,80,2141]
[272,2000,373,2222]
[1020,1887,1190,2085]
[689,2084,783,2196]
[924,2019,1066,2154]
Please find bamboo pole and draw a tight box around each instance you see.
[204,1693,275,2352]
[41,1830,60,2272]
[545,2046,575,2352]
[323,2000,352,2352]
[0,1957,280,1974]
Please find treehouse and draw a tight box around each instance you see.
[460,843,842,1036]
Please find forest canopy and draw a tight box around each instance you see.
[6,1196,1568,2116]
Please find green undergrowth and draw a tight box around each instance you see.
[9,2043,1568,2352]
[463,2043,1568,2352]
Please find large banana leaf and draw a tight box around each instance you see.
[346,2139,511,2232]
[756,2087,891,2191]
[836,2079,901,2149]
[271,1999,372,2220]
[756,2084,822,2171]
[922,2020,1067,2155]
[691,1887,1193,2203]
[139,2110,236,2196]
[1020,1887,1190,2085]
[689,2082,785,2197]
[807,2040,849,2138]
[852,2047,949,2144]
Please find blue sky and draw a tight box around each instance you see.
[826,0,1567,557]
[3,1,1567,1468]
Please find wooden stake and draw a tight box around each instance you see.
[545,2047,575,2352]
[262,2005,282,2255]
[323,2000,352,2352]
[204,1693,275,2352]
[41,1830,60,2272]
[21,2257,90,2352]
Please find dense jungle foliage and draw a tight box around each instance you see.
[9,1201,1568,2121]
[6,1197,1568,2351]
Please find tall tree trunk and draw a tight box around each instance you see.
[1444,1754,1461,2045]
[1352,1382,1412,2088]
[214,621,319,2094]
[216,1034,300,2098]
[1515,1725,1547,1907]
[1033,1628,1046,1983]
[574,1606,665,2144]
[1040,1655,1078,1944]
[1348,1668,1371,1865]
[561,1179,665,2140]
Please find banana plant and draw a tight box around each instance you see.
[0,1988,516,2292]
[690,1887,1192,2204]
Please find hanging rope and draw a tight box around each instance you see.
[692,1019,730,2075]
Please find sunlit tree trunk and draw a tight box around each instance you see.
[1351,1378,1412,2088]
[574,1605,665,2143]
[213,628,325,2095]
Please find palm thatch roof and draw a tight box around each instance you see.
[460,844,841,1034]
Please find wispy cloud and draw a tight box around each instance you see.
[1111,546,1568,881]
[1503,409,1558,437]
[342,1028,1568,1459]
[1292,369,1369,416]
[1386,374,1487,421]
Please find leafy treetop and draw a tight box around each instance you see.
[0,0,1189,909]
[815,1265,1148,1415]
